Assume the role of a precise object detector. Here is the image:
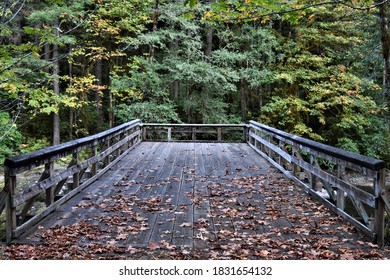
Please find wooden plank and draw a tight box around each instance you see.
[229,143,270,176]
[5,167,17,244]
[381,189,390,213]
[19,163,53,222]
[249,131,292,163]
[172,143,195,247]
[249,140,375,235]
[142,124,247,143]
[45,142,160,230]
[127,142,175,247]
[204,143,237,238]
[147,143,183,246]
[249,121,384,172]
[13,132,141,207]
[248,142,295,185]
[250,122,380,177]
[4,120,141,175]
[45,162,55,206]
[101,142,176,247]
[299,147,378,177]
[0,190,7,216]
[193,143,214,248]
[286,171,374,237]
[349,196,370,224]
[12,141,383,251]
[13,141,142,238]
[291,157,376,207]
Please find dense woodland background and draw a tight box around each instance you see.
[1,0,390,165]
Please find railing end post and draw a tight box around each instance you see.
[4,166,17,244]
[243,125,249,143]
[374,168,386,246]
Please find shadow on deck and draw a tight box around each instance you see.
[8,142,388,260]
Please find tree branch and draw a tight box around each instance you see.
[209,0,390,22]
[1,0,26,25]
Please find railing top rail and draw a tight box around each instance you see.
[141,123,248,128]
[249,120,385,171]
[4,119,141,171]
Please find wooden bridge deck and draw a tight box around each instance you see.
[14,142,385,259]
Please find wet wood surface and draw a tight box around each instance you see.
[17,142,370,251]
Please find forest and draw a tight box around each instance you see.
[1,0,390,165]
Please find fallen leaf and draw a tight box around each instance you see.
[147,242,160,250]
[180,222,193,227]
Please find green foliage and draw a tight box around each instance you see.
[259,4,385,160]
[260,96,323,140]
[336,137,360,154]
[0,112,22,164]
[378,129,390,166]
[19,138,51,155]
[115,102,180,123]
[1,0,390,166]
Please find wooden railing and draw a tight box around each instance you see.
[141,123,249,142]
[248,120,389,246]
[0,119,142,243]
[1,119,389,246]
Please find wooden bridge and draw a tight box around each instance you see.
[1,119,390,254]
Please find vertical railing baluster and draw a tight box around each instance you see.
[168,127,172,142]
[217,127,222,142]
[72,152,80,189]
[374,168,385,246]
[142,126,147,141]
[91,145,98,176]
[104,138,111,166]
[336,165,345,211]
[309,154,318,191]
[45,162,55,206]
[292,145,299,177]
[192,127,196,141]
[5,167,17,244]
[243,125,249,143]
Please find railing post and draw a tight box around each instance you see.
[72,152,80,189]
[45,162,55,206]
[278,140,283,166]
[309,155,319,191]
[91,145,98,176]
[142,126,147,141]
[336,165,345,211]
[168,127,172,142]
[217,127,222,142]
[292,146,299,177]
[104,139,111,167]
[4,166,17,244]
[243,125,249,143]
[138,124,142,143]
[192,127,196,141]
[374,168,385,246]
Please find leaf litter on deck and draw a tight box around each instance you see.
[2,168,390,260]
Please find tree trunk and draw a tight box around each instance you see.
[170,39,180,99]
[258,86,263,113]
[149,0,159,62]
[52,20,60,146]
[173,80,179,99]
[109,90,114,128]
[240,78,248,122]
[69,49,74,139]
[378,1,390,122]
[95,58,104,129]
[205,26,213,56]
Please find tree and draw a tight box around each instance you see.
[186,0,387,157]
[75,0,153,129]
[376,0,390,121]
